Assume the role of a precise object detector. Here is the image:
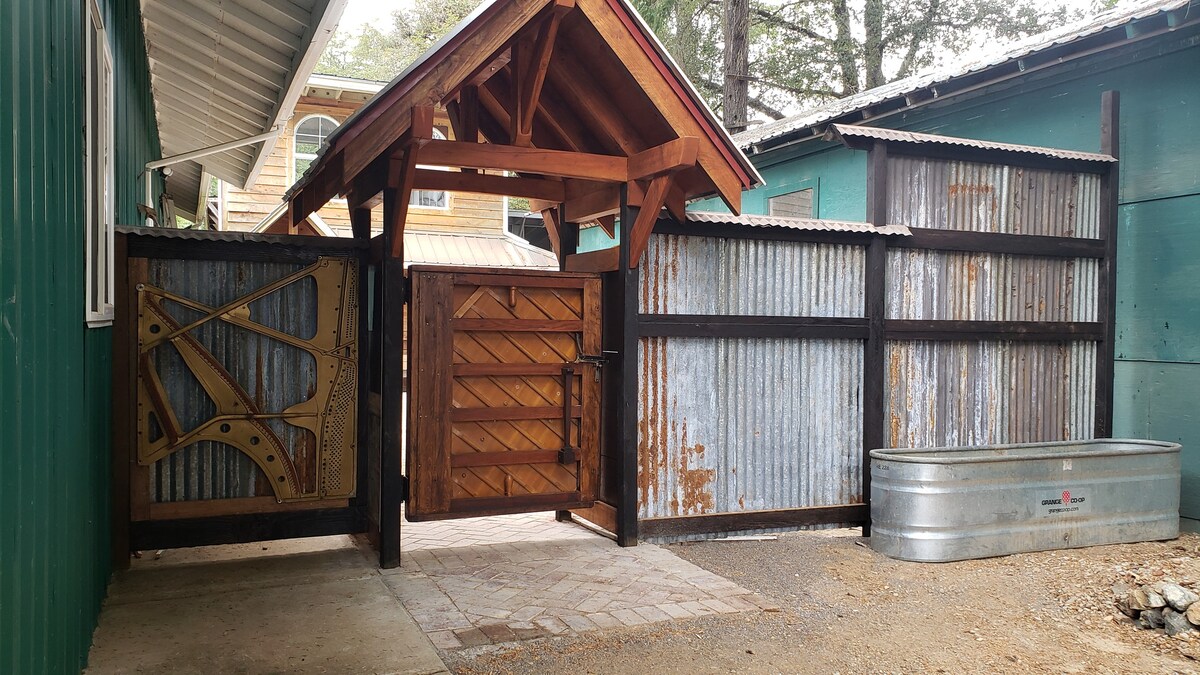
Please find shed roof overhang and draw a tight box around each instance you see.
[140,0,348,219]
[282,0,762,264]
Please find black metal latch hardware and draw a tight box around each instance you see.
[559,367,579,465]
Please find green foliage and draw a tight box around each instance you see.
[317,0,482,81]
[633,0,1081,120]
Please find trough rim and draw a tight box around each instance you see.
[869,438,1181,465]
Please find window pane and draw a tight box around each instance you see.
[768,188,813,219]
[411,190,446,208]
[295,157,313,177]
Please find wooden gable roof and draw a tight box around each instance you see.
[283,0,761,261]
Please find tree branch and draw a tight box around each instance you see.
[751,7,833,44]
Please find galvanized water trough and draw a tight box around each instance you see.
[870,439,1181,562]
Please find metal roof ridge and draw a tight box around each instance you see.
[824,124,1119,163]
[685,210,912,235]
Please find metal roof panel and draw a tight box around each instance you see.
[735,0,1193,150]
[824,124,1118,163]
[685,211,911,235]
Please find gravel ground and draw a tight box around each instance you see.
[445,529,1200,674]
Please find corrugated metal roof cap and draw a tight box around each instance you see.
[823,124,1118,163]
[686,211,911,236]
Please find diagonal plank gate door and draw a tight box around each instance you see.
[406,266,602,520]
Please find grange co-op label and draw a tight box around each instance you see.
[1041,489,1089,516]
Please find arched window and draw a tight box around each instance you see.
[411,127,448,209]
[293,114,338,181]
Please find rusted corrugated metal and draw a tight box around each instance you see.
[638,336,864,519]
[145,258,319,501]
[641,233,866,317]
[885,340,1096,448]
[887,250,1098,321]
[887,156,1101,238]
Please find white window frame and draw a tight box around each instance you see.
[84,0,115,327]
[411,127,451,211]
[291,113,339,182]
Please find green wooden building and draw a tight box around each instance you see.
[691,0,1200,520]
[1,0,343,670]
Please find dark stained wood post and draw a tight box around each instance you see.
[557,205,579,523]
[351,207,374,538]
[111,232,133,570]
[863,140,889,537]
[379,187,407,568]
[616,183,640,546]
[1096,90,1120,438]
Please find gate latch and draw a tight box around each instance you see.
[559,367,579,465]
[571,334,613,375]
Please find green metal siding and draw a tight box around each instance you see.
[730,26,1200,515]
[0,0,159,672]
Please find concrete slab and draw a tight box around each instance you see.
[86,536,448,675]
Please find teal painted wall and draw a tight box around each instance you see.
[0,0,159,672]
[728,26,1200,514]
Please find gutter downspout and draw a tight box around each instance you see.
[142,128,283,225]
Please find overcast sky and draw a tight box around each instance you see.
[337,0,411,31]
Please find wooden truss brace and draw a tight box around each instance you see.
[512,0,574,146]
[628,173,675,266]
[385,150,419,260]
[540,206,563,258]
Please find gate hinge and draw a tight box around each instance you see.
[399,475,409,503]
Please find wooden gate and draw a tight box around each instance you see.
[406,266,602,520]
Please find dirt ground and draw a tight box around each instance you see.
[445,529,1200,674]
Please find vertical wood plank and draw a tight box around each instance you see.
[352,209,374,536]
[408,271,454,517]
[1096,90,1120,438]
[617,183,640,546]
[378,187,407,568]
[579,277,603,503]
[111,233,132,569]
[863,141,889,538]
[128,256,152,524]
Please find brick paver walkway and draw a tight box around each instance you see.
[390,513,778,650]
[400,511,593,550]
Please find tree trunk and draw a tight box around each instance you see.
[722,0,749,132]
[832,0,860,95]
[863,0,885,89]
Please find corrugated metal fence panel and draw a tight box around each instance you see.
[886,250,1099,321]
[641,234,866,317]
[0,0,160,672]
[887,156,1101,238]
[638,337,864,519]
[145,259,319,501]
[885,340,1096,448]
